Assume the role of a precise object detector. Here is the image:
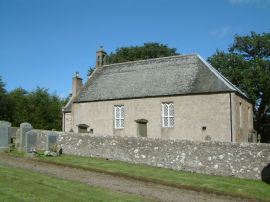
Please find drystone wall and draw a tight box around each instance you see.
[31,130,270,180]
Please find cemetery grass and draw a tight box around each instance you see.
[5,150,270,201]
[0,164,148,202]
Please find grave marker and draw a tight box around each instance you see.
[46,132,58,151]
[25,131,37,152]
[19,123,32,151]
[0,121,11,152]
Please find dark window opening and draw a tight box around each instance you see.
[77,124,89,133]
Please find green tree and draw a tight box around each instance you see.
[208,32,270,142]
[87,42,179,76]
[107,42,179,64]
[26,87,63,130]
[0,76,12,122]
[8,88,29,125]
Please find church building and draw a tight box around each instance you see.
[63,47,254,142]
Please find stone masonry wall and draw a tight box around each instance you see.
[32,130,270,180]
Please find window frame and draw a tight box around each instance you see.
[162,102,174,128]
[114,105,125,129]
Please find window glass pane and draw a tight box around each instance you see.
[164,117,169,127]
[121,119,125,128]
[163,104,168,116]
[120,106,124,118]
[116,119,120,128]
[115,107,120,118]
[170,117,175,127]
[169,104,174,116]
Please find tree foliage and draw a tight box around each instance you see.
[107,42,179,64]
[0,77,66,131]
[0,77,13,122]
[87,42,179,76]
[208,32,270,142]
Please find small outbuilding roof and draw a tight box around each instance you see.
[74,54,246,103]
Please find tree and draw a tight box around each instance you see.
[87,66,96,77]
[1,79,66,131]
[208,32,270,142]
[8,88,29,126]
[26,87,63,130]
[0,76,12,122]
[107,42,179,64]
[87,42,179,76]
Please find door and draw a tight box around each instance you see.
[136,119,148,137]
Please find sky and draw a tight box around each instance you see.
[0,0,269,98]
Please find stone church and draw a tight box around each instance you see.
[63,47,254,142]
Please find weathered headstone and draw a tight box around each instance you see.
[0,121,11,152]
[25,131,37,153]
[46,132,58,151]
[19,123,32,151]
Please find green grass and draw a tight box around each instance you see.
[4,150,270,201]
[0,164,149,202]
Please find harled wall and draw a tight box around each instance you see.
[71,93,253,142]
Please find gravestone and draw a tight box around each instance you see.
[0,121,11,152]
[25,131,37,153]
[46,132,58,151]
[19,123,32,151]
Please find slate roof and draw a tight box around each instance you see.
[63,97,73,112]
[74,54,246,103]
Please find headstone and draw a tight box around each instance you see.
[46,132,58,151]
[19,123,32,151]
[0,121,11,152]
[25,131,37,153]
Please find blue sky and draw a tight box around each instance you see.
[0,0,269,97]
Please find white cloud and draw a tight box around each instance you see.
[210,26,231,38]
[229,0,270,6]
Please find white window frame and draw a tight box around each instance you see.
[114,105,124,129]
[162,102,174,128]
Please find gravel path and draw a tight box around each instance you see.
[0,155,250,202]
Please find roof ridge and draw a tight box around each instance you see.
[101,53,198,68]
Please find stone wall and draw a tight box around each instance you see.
[32,129,63,151]
[32,130,270,180]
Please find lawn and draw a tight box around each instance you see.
[4,150,270,201]
[0,164,148,202]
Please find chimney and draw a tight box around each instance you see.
[72,72,83,97]
[96,46,107,67]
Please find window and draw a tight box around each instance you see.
[162,102,174,128]
[114,105,124,129]
[78,124,89,133]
